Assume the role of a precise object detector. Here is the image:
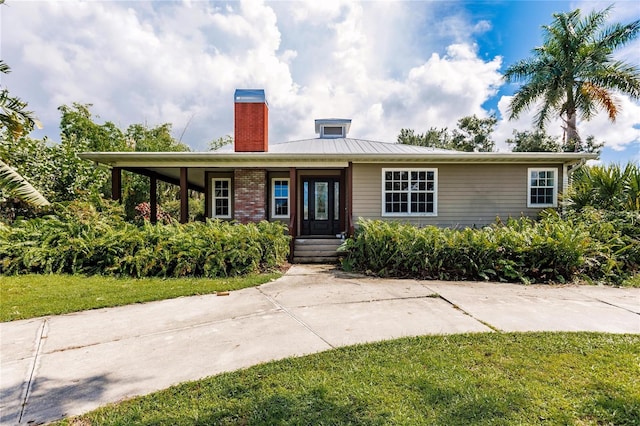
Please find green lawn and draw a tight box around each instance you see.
[57,332,639,425]
[0,273,280,322]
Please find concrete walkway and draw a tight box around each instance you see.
[1,265,639,425]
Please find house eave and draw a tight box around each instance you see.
[80,151,598,168]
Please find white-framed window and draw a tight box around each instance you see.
[212,178,231,218]
[382,168,437,216]
[272,178,290,218]
[528,168,557,208]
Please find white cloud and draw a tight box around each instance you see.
[493,93,640,153]
[3,0,635,157]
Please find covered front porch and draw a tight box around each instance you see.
[92,154,356,261]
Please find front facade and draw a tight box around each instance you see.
[81,89,596,257]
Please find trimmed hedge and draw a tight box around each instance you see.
[0,202,290,278]
[340,210,639,284]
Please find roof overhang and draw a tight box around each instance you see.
[80,151,597,168]
[80,151,596,192]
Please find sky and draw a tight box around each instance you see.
[1,0,639,163]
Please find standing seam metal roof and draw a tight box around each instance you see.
[263,138,454,155]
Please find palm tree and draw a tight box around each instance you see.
[0,159,50,207]
[568,163,640,211]
[0,60,38,140]
[504,6,640,147]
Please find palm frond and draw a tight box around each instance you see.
[579,82,618,121]
[0,159,50,207]
[596,19,640,51]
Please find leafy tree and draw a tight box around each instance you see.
[397,128,450,149]
[507,129,561,152]
[398,115,496,152]
[0,60,39,140]
[450,115,496,152]
[57,103,192,218]
[504,6,640,148]
[2,103,193,219]
[0,131,109,204]
[58,103,128,152]
[209,135,233,151]
[563,134,604,154]
[126,123,190,152]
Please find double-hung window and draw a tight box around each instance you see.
[528,168,557,208]
[382,169,437,216]
[212,178,231,218]
[272,178,290,218]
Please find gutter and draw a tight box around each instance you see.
[79,151,599,167]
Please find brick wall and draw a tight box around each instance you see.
[234,169,267,223]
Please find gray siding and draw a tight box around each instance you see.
[352,163,564,228]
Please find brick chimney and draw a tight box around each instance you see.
[234,89,268,152]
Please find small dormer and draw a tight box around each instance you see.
[315,119,351,139]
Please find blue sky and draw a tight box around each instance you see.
[1,0,639,163]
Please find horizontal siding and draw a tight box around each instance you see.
[352,163,564,228]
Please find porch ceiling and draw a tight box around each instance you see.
[123,167,207,192]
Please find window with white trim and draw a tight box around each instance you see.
[382,169,437,216]
[528,168,557,207]
[272,178,290,218]
[212,178,231,218]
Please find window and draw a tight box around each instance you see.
[528,168,557,207]
[322,126,344,137]
[272,178,290,218]
[382,169,437,216]
[212,178,231,218]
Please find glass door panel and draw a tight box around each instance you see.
[315,182,328,220]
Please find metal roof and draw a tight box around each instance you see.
[270,138,456,154]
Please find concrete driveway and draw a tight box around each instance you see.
[1,265,638,425]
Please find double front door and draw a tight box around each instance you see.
[301,177,341,236]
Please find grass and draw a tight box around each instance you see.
[57,332,640,425]
[0,273,280,322]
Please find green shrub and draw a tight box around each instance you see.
[567,163,640,212]
[0,201,290,278]
[340,211,638,284]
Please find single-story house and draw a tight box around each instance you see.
[81,89,597,262]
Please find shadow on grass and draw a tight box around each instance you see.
[122,385,392,425]
[581,382,640,425]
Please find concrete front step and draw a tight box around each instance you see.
[294,256,339,263]
[293,238,343,264]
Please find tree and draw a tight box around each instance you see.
[507,130,561,152]
[209,135,233,151]
[450,115,496,152]
[0,60,39,140]
[398,115,496,152]
[397,128,449,149]
[504,6,640,148]
[563,134,604,154]
[126,123,190,152]
[58,103,129,152]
